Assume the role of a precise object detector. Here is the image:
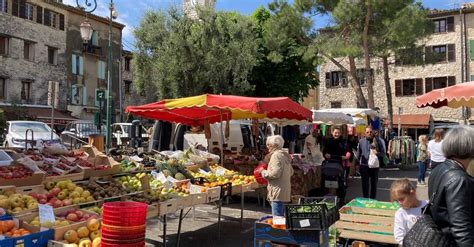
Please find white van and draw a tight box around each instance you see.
[148,120,273,154]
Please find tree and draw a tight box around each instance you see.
[369,1,433,131]
[249,5,319,101]
[133,7,258,99]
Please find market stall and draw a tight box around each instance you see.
[416,82,474,176]
[126,93,313,245]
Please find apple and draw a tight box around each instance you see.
[66,213,79,222]
[52,200,63,208]
[63,199,73,206]
[75,211,84,218]
[57,192,67,200]
[28,192,38,199]
[46,193,54,200]
[51,188,61,196]
[38,198,47,204]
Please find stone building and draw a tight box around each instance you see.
[0,0,126,125]
[0,0,68,108]
[319,6,474,135]
[63,3,124,121]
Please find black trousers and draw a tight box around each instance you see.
[360,165,379,199]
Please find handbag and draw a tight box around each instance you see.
[402,171,456,247]
[368,151,379,168]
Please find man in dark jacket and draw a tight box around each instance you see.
[428,126,474,247]
[357,126,385,199]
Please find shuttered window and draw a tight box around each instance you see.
[36,6,42,24]
[59,14,65,31]
[470,40,474,60]
[72,54,84,75]
[12,0,18,16]
[447,44,455,62]
[395,78,423,97]
[425,76,456,93]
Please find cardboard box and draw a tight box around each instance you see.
[0,185,43,216]
[157,199,178,216]
[44,167,85,183]
[242,183,253,193]
[176,195,193,209]
[80,145,103,160]
[17,206,100,241]
[231,184,242,195]
[0,160,46,187]
[206,186,221,203]
[191,192,207,205]
[81,155,120,179]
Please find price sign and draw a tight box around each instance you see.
[299,219,310,228]
[190,184,202,194]
[38,204,55,224]
[199,169,209,175]
[167,176,178,183]
[130,156,143,162]
[156,172,168,183]
[272,216,286,225]
[151,170,158,178]
[216,168,226,176]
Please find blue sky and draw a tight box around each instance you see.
[65,0,465,51]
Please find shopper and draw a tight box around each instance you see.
[303,129,323,165]
[260,135,294,216]
[427,128,445,170]
[357,126,385,199]
[322,127,347,161]
[416,135,429,186]
[391,179,428,246]
[428,126,474,247]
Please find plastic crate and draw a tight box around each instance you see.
[0,214,12,221]
[285,196,339,231]
[0,228,53,247]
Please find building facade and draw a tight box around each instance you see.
[319,7,474,131]
[0,0,125,125]
[0,0,68,108]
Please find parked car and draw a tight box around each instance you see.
[111,123,149,146]
[60,120,103,149]
[3,121,60,149]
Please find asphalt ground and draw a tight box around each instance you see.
[144,167,428,247]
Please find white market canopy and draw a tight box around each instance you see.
[312,110,354,125]
[317,108,382,118]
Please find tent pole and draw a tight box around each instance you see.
[219,111,224,166]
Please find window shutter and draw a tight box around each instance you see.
[19,0,25,18]
[71,85,78,104]
[71,54,77,74]
[325,72,330,88]
[341,72,348,87]
[447,16,454,32]
[395,80,402,97]
[447,44,455,62]
[470,40,474,60]
[415,78,423,95]
[82,87,87,105]
[425,78,433,93]
[447,76,456,86]
[79,56,84,75]
[59,14,65,31]
[12,0,18,16]
[36,6,42,24]
[91,31,98,46]
[44,9,51,26]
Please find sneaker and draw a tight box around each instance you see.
[421,181,427,186]
[417,181,422,186]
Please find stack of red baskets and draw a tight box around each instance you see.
[101,201,148,247]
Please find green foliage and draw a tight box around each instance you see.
[249,2,319,101]
[133,7,258,98]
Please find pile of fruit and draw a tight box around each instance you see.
[57,209,99,223]
[31,180,94,208]
[115,173,149,192]
[0,191,38,214]
[74,159,110,171]
[62,218,101,247]
[27,216,70,228]
[0,164,34,179]
[0,220,30,237]
[84,180,131,200]
[83,206,102,216]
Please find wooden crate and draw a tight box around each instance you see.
[335,206,397,245]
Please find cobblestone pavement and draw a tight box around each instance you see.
[144,168,426,247]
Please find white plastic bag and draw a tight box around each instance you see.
[368,150,380,168]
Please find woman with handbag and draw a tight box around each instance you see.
[260,135,294,216]
[404,126,474,247]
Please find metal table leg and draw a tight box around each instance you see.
[240,191,244,227]
[176,209,184,247]
[163,215,167,247]
[217,199,222,240]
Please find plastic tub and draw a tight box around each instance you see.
[103,201,147,215]
[101,224,146,235]
[102,215,146,227]
[101,231,145,241]
[100,240,145,247]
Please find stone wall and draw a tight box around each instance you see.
[319,13,471,123]
[0,3,68,109]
